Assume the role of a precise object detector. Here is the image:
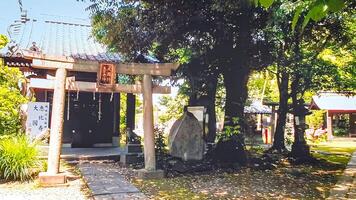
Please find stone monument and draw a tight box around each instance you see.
[168,112,205,161]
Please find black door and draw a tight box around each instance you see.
[62,92,114,147]
[70,93,97,147]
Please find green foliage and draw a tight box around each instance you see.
[158,93,188,125]
[306,110,326,129]
[0,34,9,49]
[258,0,274,9]
[0,64,27,135]
[217,117,240,141]
[154,127,167,155]
[333,127,349,136]
[0,135,43,181]
[327,0,345,12]
[248,69,279,103]
[293,0,346,30]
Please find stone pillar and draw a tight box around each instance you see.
[142,74,155,171]
[47,68,67,174]
[327,111,333,140]
[39,68,67,185]
[112,93,120,146]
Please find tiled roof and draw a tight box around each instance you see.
[244,101,272,114]
[4,19,122,63]
[310,93,356,111]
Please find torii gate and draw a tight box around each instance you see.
[22,51,179,184]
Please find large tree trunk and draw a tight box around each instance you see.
[223,68,250,129]
[222,0,251,130]
[271,69,289,151]
[205,75,218,143]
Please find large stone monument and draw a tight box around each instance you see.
[168,112,205,161]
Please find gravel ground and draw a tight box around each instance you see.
[0,162,89,200]
[0,179,86,200]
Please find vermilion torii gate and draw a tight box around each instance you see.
[22,51,179,184]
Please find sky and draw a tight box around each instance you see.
[0,0,91,35]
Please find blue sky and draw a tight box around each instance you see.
[1,0,91,35]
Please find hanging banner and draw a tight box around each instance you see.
[26,102,50,137]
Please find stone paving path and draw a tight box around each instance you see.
[78,162,146,200]
[327,151,356,199]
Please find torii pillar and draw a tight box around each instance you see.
[137,74,164,178]
[39,68,67,185]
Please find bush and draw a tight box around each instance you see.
[0,65,27,135]
[154,127,167,155]
[334,127,349,136]
[306,110,326,129]
[0,135,43,181]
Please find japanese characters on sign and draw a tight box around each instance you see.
[98,63,116,86]
[26,102,50,137]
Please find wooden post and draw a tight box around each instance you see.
[327,111,333,140]
[143,74,155,171]
[47,68,67,174]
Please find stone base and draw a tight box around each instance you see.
[126,144,143,153]
[39,172,67,186]
[112,136,120,147]
[120,153,143,166]
[291,142,310,158]
[135,169,165,179]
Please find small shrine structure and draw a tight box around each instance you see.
[310,92,356,139]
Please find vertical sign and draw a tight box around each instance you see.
[98,63,116,86]
[26,102,50,137]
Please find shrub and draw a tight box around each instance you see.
[306,110,326,129]
[0,65,27,135]
[0,135,42,181]
[217,117,241,142]
[334,127,348,136]
[154,127,167,155]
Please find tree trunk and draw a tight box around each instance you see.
[205,75,218,143]
[223,0,251,131]
[223,67,250,130]
[271,70,289,151]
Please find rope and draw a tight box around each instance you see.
[76,90,79,100]
[110,92,114,102]
[67,91,70,120]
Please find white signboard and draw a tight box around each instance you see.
[26,102,50,137]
